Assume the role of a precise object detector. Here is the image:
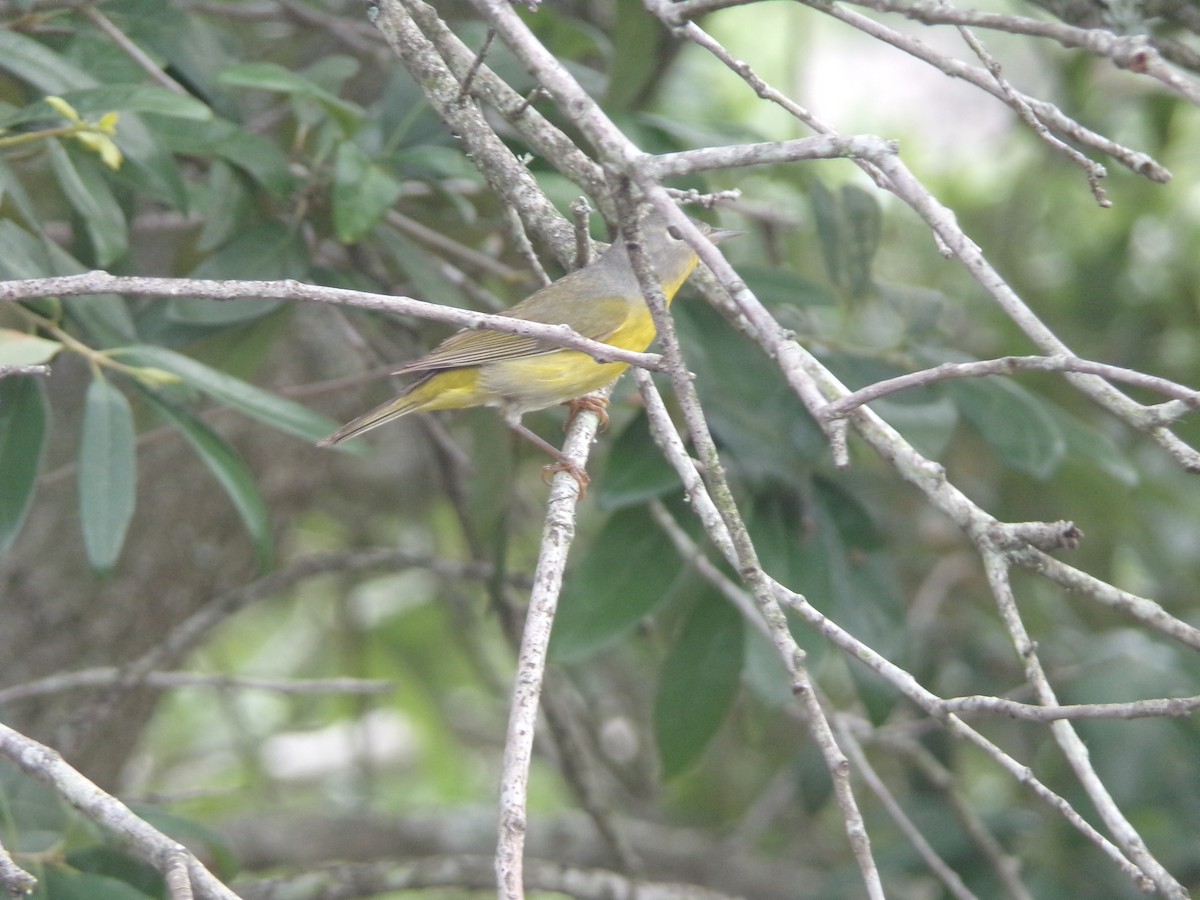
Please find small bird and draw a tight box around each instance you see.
[319,211,739,495]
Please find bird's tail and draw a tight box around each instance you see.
[316,375,434,447]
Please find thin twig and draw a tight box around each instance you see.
[606,180,884,898]
[840,0,1200,109]
[569,197,593,268]
[980,551,1185,897]
[873,730,1033,899]
[79,5,191,95]
[0,835,37,897]
[0,668,395,704]
[837,719,980,900]
[0,273,666,372]
[495,385,608,899]
[455,27,495,103]
[820,354,1200,419]
[941,693,1200,721]
[955,23,1109,205]
[234,855,744,900]
[801,0,1170,182]
[0,364,51,379]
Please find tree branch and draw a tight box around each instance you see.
[0,272,665,372]
[0,723,239,900]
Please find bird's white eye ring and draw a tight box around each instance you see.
[666,225,683,240]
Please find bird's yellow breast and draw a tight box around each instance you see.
[480,300,660,414]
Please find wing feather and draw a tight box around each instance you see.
[395,286,634,374]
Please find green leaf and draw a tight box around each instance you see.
[807,181,882,299]
[0,31,97,93]
[679,301,825,484]
[78,376,137,571]
[131,804,239,881]
[0,89,209,132]
[65,847,161,899]
[947,376,1066,479]
[118,345,342,444]
[375,226,467,309]
[0,158,40,225]
[551,505,683,661]
[57,85,212,121]
[393,145,486,183]
[1057,410,1139,487]
[165,222,305,326]
[195,160,250,252]
[0,376,49,556]
[813,475,884,552]
[46,142,128,267]
[870,395,960,461]
[840,184,882,298]
[0,221,56,280]
[597,409,681,510]
[0,330,62,367]
[654,590,744,779]
[110,112,191,212]
[142,391,272,569]
[604,0,671,110]
[64,296,139,349]
[218,62,363,133]
[740,264,836,309]
[332,142,404,243]
[809,179,843,290]
[156,117,293,197]
[40,864,157,900]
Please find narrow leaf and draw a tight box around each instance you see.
[333,142,404,243]
[809,179,843,290]
[78,376,137,571]
[0,376,49,555]
[217,62,363,132]
[157,118,293,197]
[840,184,882,298]
[143,392,272,569]
[119,345,341,443]
[46,141,127,266]
[57,85,212,121]
[0,31,97,93]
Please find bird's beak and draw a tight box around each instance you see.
[707,227,745,244]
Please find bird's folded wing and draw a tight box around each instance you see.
[394,294,631,374]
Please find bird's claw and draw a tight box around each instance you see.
[542,460,590,499]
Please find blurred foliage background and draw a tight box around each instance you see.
[1,0,1199,897]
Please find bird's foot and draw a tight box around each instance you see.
[542,460,590,500]
[564,395,610,432]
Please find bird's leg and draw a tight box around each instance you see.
[507,421,590,499]
[563,393,610,432]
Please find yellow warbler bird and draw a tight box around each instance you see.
[318,211,739,493]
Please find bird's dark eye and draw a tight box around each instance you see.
[666,225,683,240]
